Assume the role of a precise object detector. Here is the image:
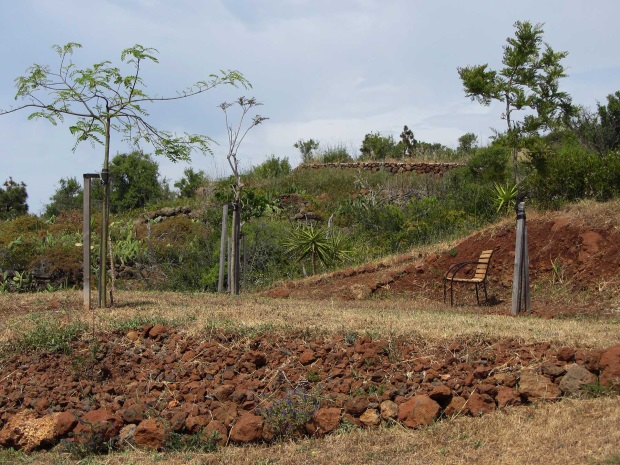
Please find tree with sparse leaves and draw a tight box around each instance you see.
[219,97,267,294]
[0,42,248,306]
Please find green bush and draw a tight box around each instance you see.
[466,145,511,184]
[528,141,620,207]
[250,155,291,179]
[319,143,354,163]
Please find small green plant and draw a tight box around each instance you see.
[307,371,321,383]
[61,419,118,458]
[335,417,358,434]
[165,429,219,453]
[581,382,617,398]
[1,314,86,356]
[342,329,358,345]
[257,389,321,441]
[0,448,32,464]
[492,182,517,215]
[550,257,566,284]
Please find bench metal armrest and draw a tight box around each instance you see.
[444,261,478,280]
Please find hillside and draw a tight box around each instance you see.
[264,200,620,319]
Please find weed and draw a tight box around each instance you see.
[581,382,618,398]
[550,257,566,284]
[601,454,620,464]
[0,448,33,464]
[61,420,118,458]
[343,329,358,345]
[307,371,321,382]
[257,389,321,441]
[363,357,376,367]
[335,417,358,434]
[165,429,219,453]
[1,314,86,357]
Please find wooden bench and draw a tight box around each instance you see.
[443,249,494,306]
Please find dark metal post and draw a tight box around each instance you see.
[82,174,100,310]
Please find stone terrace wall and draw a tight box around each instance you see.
[296,161,464,176]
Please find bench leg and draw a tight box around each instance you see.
[483,282,488,304]
[475,283,480,305]
[451,282,455,306]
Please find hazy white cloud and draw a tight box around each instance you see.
[2,0,620,212]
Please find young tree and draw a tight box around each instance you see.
[0,43,248,306]
[294,139,320,163]
[219,97,267,294]
[458,21,574,185]
[457,133,478,154]
[458,21,574,315]
[0,178,28,220]
[359,132,403,160]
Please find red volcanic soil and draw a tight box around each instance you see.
[264,210,620,318]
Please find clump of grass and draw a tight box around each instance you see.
[165,429,220,453]
[60,420,118,458]
[1,314,86,357]
[106,314,185,333]
[581,382,618,398]
[0,448,32,464]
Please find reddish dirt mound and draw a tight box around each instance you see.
[264,213,620,318]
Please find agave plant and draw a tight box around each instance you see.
[493,182,518,215]
[283,224,350,275]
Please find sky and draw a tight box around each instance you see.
[1,0,620,213]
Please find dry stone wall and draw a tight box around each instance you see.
[296,162,463,176]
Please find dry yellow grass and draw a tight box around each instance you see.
[1,290,618,349]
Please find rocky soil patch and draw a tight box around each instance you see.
[0,324,618,453]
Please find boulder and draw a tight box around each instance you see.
[73,410,123,443]
[230,413,263,443]
[0,411,77,452]
[359,408,381,427]
[444,396,467,418]
[133,418,167,450]
[307,407,341,435]
[204,420,228,446]
[495,386,520,408]
[380,400,399,420]
[397,395,440,428]
[558,364,598,396]
[599,344,620,389]
[466,393,495,416]
[518,371,561,401]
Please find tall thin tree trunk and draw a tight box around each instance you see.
[99,116,112,308]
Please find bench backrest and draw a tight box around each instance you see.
[473,249,494,281]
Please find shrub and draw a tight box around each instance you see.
[319,143,354,163]
[250,155,291,179]
[528,141,620,208]
[256,389,320,441]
